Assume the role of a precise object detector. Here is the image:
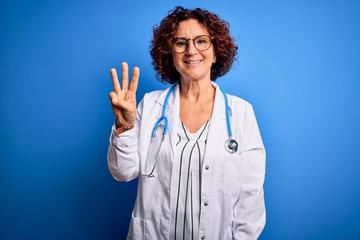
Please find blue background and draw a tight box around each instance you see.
[1,0,359,239]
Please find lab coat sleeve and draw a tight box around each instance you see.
[106,100,143,182]
[233,105,266,239]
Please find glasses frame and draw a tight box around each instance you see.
[173,35,214,54]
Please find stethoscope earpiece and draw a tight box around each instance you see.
[225,138,238,153]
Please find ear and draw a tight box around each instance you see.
[213,54,217,63]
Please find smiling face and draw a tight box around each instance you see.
[172,18,216,84]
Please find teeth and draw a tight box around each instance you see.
[186,60,202,64]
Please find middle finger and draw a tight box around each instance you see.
[121,62,129,90]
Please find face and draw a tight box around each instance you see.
[172,19,216,83]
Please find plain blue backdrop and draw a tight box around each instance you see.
[1,0,359,239]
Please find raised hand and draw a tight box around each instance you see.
[109,62,140,133]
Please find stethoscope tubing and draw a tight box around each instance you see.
[151,84,176,138]
[143,84,238,177]
[221,88,233,139]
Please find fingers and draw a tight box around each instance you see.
[129,67,140,93]
[121,62,129,90]
[109,91,118,104]
[111,62,140,92]
[110,62,129,92]
[110,68,121,93]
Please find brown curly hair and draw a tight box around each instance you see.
[150,6,238,84]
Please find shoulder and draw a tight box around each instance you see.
[141,84,177,105]
[143,89,164,101]
[138,86,172,112]
[225,93,254,112]
[213,82,253,112]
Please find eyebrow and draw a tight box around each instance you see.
[176,35,207,40]
[176,37,191,40]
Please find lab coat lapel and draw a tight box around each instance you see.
[203,84,228,167]
[166,84,180,155]
[153,84,180,182]
[154,84,180,152]
[153,84,180,126]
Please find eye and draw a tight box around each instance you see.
[195,38,209,45]
[174,40,187,47]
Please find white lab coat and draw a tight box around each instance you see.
[107,83,266,240]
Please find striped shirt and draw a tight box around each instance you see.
[169,119,210,240]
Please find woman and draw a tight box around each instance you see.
[107,6,266,240]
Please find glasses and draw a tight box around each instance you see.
[173,35,214,53]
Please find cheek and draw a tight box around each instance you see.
[207,48,216,63]
[172,54,182,69]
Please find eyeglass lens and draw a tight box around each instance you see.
[174,35,212,53]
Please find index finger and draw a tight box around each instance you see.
[129,66,140,93]
[110,68,121,93]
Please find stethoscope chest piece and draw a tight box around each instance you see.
[225,138,238,153]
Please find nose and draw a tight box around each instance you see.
[185,40,198,55]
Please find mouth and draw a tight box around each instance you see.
[184,60,203,65]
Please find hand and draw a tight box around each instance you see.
[109,62,140,132]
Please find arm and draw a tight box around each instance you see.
[107,103,143,182]
[233,106,266,239]
[106,62,141,181]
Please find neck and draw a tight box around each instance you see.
[179,80,215,102]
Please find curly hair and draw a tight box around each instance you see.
[150,6,238,84]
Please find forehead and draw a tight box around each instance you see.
[176,18,209,37]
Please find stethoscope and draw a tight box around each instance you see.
[142,84,238,178]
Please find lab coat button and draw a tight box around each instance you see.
[201,235,206,239]
[204,202,208,206]
[205,166,209,170]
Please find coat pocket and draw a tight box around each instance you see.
[127,216,146,240]
[222,156,243,196]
